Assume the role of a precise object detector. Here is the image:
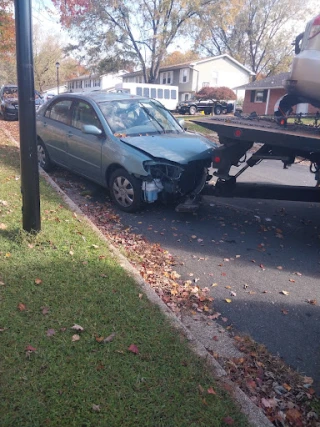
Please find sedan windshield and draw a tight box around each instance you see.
[98,99,183,136]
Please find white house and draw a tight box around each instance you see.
[122,55,255,101]
[65,70,128,93]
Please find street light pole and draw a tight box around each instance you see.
[56,62,60,94]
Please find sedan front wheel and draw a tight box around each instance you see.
[109,168,142,213]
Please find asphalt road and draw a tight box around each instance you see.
[52,159,320,393]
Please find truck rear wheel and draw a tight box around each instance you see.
[189,106,197,115]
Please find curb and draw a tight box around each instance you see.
[8,130,273,427]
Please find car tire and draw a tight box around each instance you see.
[189,106,197,115]
[109,168,142,213]
[214,105,223,115]
[37,139,53,172]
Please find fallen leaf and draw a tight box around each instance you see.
[0,327,8,332]
[92,404,100,412]
[128,344,139,354]
[281,308,289,315]
[138,293,143,299]
[0,223,7,230]
[277,266,283,270]
[289,278,295,283]
[25,345,36,352]
[41,306,49,315]
[230,291,237,297]
[306,299,317,305]
[198,384,204,394]
[280,290,289,296]
[225,299,232,303]
[286,408,302,423]
[95,336,105,343]
[71,324,84,332]
[294,272,302,276]
[103,333,116,343]
[222,416,235,425]
[72,334,80,342]
[207,387,216,395]
[34,278,42,285]
[212,336,219,341]
[91,244,99,249]
[18,303,26,311]
[46,329,55,337]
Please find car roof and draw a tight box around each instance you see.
[53,91,147,104]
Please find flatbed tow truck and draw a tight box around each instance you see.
[190,114,320,204]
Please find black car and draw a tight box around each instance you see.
[177,99,235,115]
[0,85,44,121]
[0,85,19,120]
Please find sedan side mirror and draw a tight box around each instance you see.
[177,118,187,130]
[82,124,103,136]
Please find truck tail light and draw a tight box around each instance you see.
[213,156,221,164]
[309,15,320,39]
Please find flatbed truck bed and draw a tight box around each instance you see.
[190,116,320,202]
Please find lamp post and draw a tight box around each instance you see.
[55,61,60,94]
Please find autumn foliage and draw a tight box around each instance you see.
[0,2,15,57]
[196,86,237,101]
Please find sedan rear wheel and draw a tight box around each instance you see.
[37,140,53,172]
[109,168,142,212]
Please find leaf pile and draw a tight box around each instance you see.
[215,335,319,426]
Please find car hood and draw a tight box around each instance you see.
[121,132,217,163]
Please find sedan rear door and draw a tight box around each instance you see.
[38,99,73,166]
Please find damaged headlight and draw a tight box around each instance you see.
[143,160,184,180]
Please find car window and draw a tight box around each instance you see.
[99,99,182,136]
[45,99,72,125]
[71,101,102,131]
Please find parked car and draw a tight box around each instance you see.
[36,92,218,212]
[177,98,235,115]
[0,84,44,120]
[0,84,19,120]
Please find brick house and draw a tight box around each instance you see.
[235,72,318,115]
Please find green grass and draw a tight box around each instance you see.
[0,136,248,426]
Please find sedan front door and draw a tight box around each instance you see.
[67,101,104,183]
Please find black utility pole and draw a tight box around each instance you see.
[14,0,41,232]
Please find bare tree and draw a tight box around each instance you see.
[52,0,217,82]
[191,0,314,77]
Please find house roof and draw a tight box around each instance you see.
[234,72,290,90]
[123,54,255,78]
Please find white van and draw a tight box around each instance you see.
[114,82,179,111]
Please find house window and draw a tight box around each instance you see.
[85,80,91,88]
[76,80,82,89]
[151,88,156,98]
[179,68,189,83]
[211,71,218,86]
[157,88,163,99]
[93,79,100,87]
[160,71,173,85]
[255,90,265,103]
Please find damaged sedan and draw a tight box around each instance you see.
[36,92,217,212]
